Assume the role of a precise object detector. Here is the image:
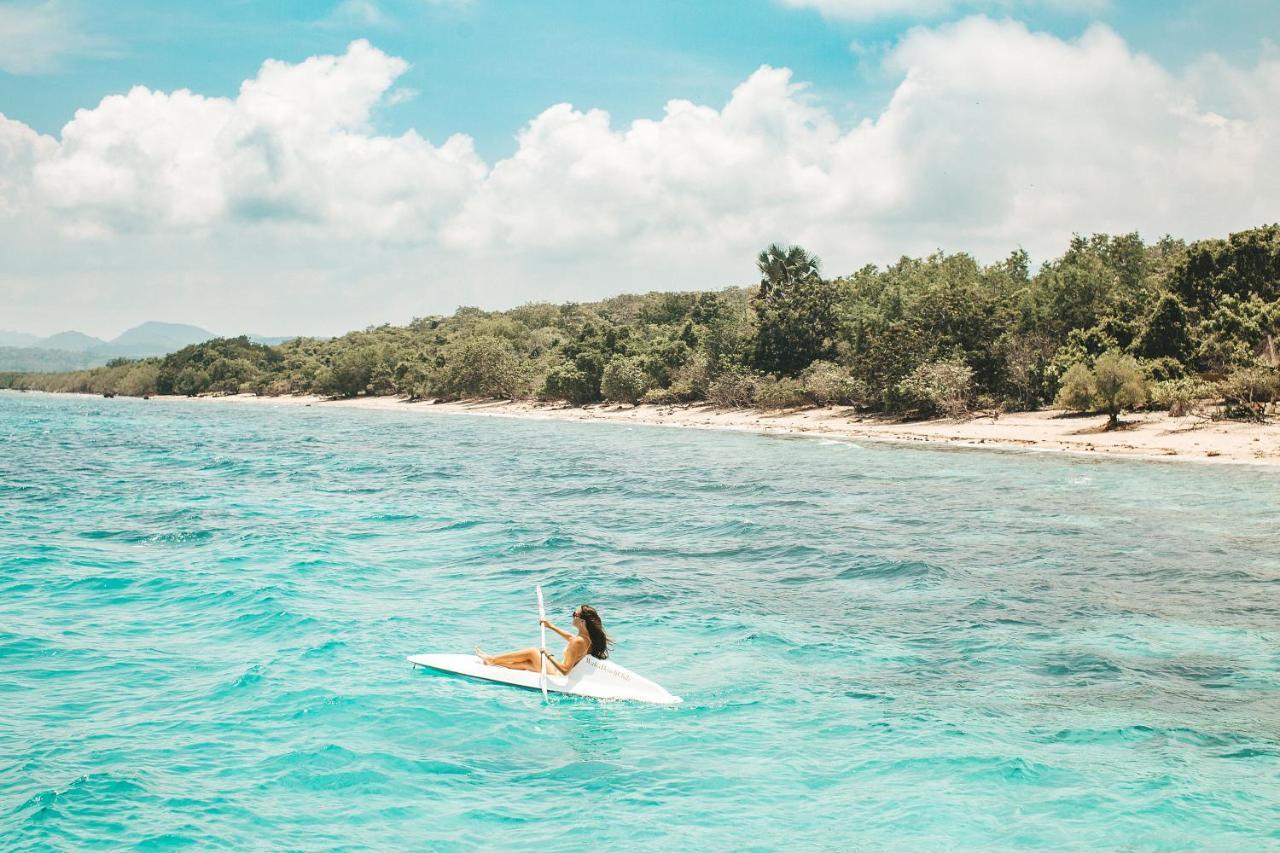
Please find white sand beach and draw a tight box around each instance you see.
[162,394,1280,467]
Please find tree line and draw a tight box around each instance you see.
[4,224,1278,424]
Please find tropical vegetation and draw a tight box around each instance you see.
[4,224,1279,426]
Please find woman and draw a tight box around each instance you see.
[476,605,612,676]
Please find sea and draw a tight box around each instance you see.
[2,391,1278,849]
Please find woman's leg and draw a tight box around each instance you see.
[476,647,541,672]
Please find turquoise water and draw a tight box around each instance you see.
[3,392,1279,850]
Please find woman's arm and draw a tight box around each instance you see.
[540,619,573,641]
[541,648,571,675]
[542,638,587,675]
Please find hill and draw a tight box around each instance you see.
[0,347,98,372]
[0,321,220,371]
[0,331,39,347]
[36,331,107,352]
[98,322,216,357]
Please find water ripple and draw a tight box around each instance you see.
[1,391,1278,849]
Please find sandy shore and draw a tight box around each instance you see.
[157,393,1280,467]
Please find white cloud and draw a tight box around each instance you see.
[0,23,1278,337]
[778,0,1107,21]
[0,114,54,214]
[0,0,99,74]
[443,16,1276,269]
[31,39,485,238]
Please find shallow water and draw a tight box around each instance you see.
[2,392,1278,849]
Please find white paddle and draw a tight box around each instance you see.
[536,585,549,701]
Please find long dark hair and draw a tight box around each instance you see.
[577,605,612,659]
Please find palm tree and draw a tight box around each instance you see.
[751,243,835,375]
[756,243,821,299]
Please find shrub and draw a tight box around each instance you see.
[600,356,650,404]
[895,360,973,417]
[259,377,293,396]
[318,346,379,398]
[208,357,260,394]
[643,379,702,404]
[641,387,678,405]
[173,366,211,397]
[437,335,527,399]
[1218,365,1279,419]
[800,360,865,406]
[1055,363,1096,413]
[669,352,710,398]
[541,361,596,405]
[1092,350,1147,427]
[117,363,160,397]
[395,361,434,400]
[1139,356,1184,383]
[706,369,760,408]
[1149,376,1217,417]
[754,376,807,409]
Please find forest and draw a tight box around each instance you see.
[4,224,1278,424]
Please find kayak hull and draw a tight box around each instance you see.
[408,653,681,705]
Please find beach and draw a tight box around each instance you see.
[161,393,1280,466]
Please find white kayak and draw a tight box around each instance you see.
[407,653,682,705]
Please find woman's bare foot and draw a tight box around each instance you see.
[474,647,493,665]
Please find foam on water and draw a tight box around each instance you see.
[2,392,1279,848]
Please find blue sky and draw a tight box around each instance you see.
[4,0,1275,161]
[0,0,1278,337]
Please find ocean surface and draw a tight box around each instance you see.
[2,391,1278,850]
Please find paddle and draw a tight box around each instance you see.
[536,585,549,701]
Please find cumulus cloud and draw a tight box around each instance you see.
[30,39,484,238]
[444,16,1276,268]
[1,23,1278,336]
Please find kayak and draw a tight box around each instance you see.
[407,652,682,705]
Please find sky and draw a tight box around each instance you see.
[0,0,1278,338]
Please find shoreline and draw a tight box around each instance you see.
[26,390,1274,467]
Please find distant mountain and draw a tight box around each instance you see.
[0,347,99,372]
[0,321,305,373]
[97,321,215,357]
[36,331,107,352]
[0,330,39,347]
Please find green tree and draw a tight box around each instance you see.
[1055,363,1096,413]
[208,357,259,393]
[541,361,595,405]
[600,356,650,404]
[437,335,527,399]
[320,346,379,398]
[1195,295,1280,372]
[1134,293,1193,362]
[1170,224,1280,314]
[173,366,210,397]
[1092,350,1147,428]
[751,243,837,375]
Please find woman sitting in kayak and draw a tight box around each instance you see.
[477,605,612,675]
